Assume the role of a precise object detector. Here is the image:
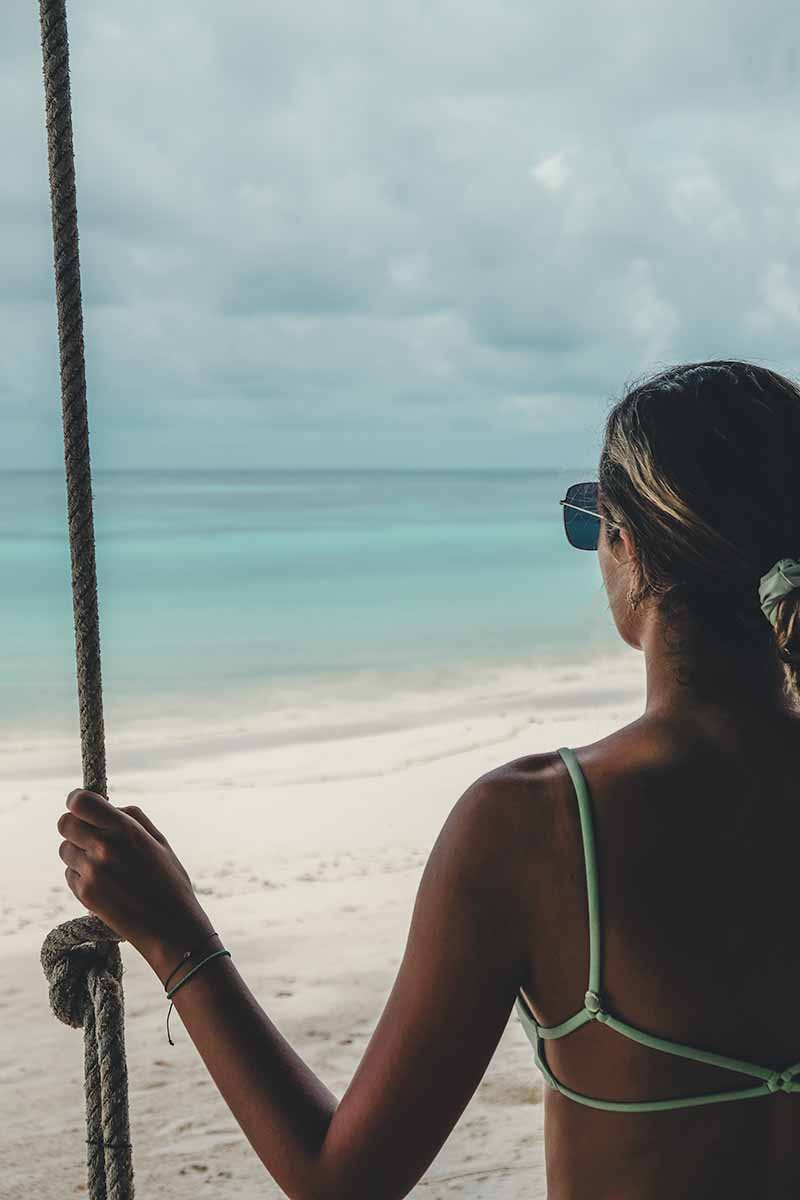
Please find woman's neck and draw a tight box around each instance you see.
[640,615,797,723]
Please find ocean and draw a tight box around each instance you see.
[0,468,624,737]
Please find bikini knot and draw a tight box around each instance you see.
[584,990,602,1015]
[767,1071,786,1093]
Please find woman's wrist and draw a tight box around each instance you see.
[141,921,221,987]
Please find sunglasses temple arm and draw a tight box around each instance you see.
[561,500,620,530]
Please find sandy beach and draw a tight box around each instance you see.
[1,650,645,1198]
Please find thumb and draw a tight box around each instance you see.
[118,804,169,846]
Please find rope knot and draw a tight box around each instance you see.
[40,916,134,1197]
[40,915,125,1028]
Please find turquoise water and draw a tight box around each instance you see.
[0,469,618,731]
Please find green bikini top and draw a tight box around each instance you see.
[515,746,800,1112]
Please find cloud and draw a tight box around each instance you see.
[530,151,572,195]
[762,262,800,326]
[2,0,800,468]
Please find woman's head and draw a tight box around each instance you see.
[596,359,800,699]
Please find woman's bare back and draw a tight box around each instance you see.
[511,710,800,1199]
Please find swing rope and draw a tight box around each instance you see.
[37,2,135,1197]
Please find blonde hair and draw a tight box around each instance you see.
[598,360,800,701]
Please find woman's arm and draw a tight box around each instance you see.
[59,773,531,1200]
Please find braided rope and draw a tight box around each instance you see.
[38,3,135,1196]
[41,919,134,1200]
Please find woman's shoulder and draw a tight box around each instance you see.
[477,720,683,845]
[485,721,660,802]
[461,746,587,870]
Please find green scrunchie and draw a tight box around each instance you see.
[759,557,800,628]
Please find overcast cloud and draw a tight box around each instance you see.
[3,1,800,468]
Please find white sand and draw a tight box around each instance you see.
[1,650,645,1198]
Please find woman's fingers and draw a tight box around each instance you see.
[118,805,169,845]
[59,839,87,873]
[57,810,103,850]
[61,790,169,846]
[66,789,123,830]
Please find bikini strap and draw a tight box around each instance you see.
[557,747,602,1005]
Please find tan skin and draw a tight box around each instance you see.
[57,518,800,1199]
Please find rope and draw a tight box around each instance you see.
[38,2,135,1196]
[40,918,134,1200]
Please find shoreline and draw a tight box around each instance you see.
[1,646,645,949]
[0,647,643,778]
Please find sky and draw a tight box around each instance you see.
[3,0,800,470]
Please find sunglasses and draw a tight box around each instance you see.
[560,481,622,551]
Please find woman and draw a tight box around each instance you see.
[56,359,800,1199]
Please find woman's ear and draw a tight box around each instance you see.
[612,526,636,566]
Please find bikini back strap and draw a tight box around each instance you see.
[557,747,601,1002]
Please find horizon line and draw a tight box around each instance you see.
[0,465,598,474]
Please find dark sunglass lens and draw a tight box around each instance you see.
[566,481,599,511]
[563,504,600,550]
[563,481,601,550]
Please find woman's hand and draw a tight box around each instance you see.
[57,789,214,964]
